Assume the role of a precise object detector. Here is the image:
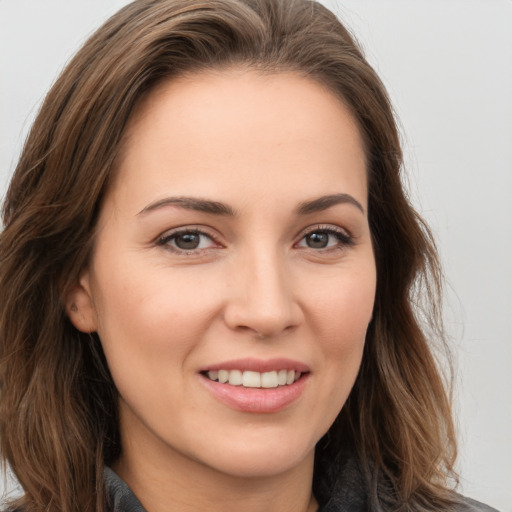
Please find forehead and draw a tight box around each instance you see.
[110,69,368,214]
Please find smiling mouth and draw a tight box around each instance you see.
[202,369,303,388]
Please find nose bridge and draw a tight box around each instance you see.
[224,239,301,337]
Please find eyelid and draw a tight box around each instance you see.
[156,226,223,254]
[155,223,354,255]
[294,224,354,249]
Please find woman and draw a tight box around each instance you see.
[0,0,499,511]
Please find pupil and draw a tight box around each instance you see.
[176,233,200,250]
[307,232,328,248]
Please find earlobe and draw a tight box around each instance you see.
[65,272,98,333]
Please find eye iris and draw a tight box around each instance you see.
[306,232,329,248]
[175,233,200,250]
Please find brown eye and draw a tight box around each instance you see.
[305,232,329,248]
[158,229,217,253]
[297,227,354,251]
[174,233,201,250]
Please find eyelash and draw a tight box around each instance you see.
[296,225,354,252]
[157,228,220,255]
[156,225,354,255]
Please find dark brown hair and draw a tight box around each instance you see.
[0,0,458,510]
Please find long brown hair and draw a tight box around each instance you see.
[1,0,458,510]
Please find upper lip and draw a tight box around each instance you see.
[200,358,310,373]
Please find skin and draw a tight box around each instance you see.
[68,69,376,512]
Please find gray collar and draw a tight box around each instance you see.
[104,467,146,512]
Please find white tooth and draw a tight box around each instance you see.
[294,371,301,382]
[229,369,243,386]
[277,369,287,386]
[207,370,218,381]
[261,371,278,388]
[218,370,229,383]
[242,371,261,388]
[286,370,295,385]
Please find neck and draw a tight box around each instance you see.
[113,439,318,512]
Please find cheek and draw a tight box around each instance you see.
[306,259,376,340]
[303,258,375,408]
[91,261,224,365]
[89,263,225,427]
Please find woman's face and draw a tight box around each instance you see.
[69,69,376,479]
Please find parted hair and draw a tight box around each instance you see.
[0,0,459,510]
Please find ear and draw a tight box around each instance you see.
[65,270,98,333]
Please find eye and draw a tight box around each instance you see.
[157,229,218,253]
[296,226,353,251]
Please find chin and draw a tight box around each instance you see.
[191,431,317,479]
[208,452,312,479]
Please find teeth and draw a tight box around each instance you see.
[228,370,243,386]
[205,369,302,388]
[261,371,278,388]
[242,371,261,388]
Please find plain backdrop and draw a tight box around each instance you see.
[0,1,511,510]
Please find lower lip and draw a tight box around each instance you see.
[200,374,309,413]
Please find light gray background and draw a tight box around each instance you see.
[0,1,511,510]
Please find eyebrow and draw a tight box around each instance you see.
[138,193,364,217]
[296,193,365,215]
[138,196,236,216]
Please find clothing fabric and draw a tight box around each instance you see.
[103,463,500,512]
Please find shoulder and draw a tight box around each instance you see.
[454,495,501,512]
[314,453,501,512]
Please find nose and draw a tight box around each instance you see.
[223,246,303,339]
